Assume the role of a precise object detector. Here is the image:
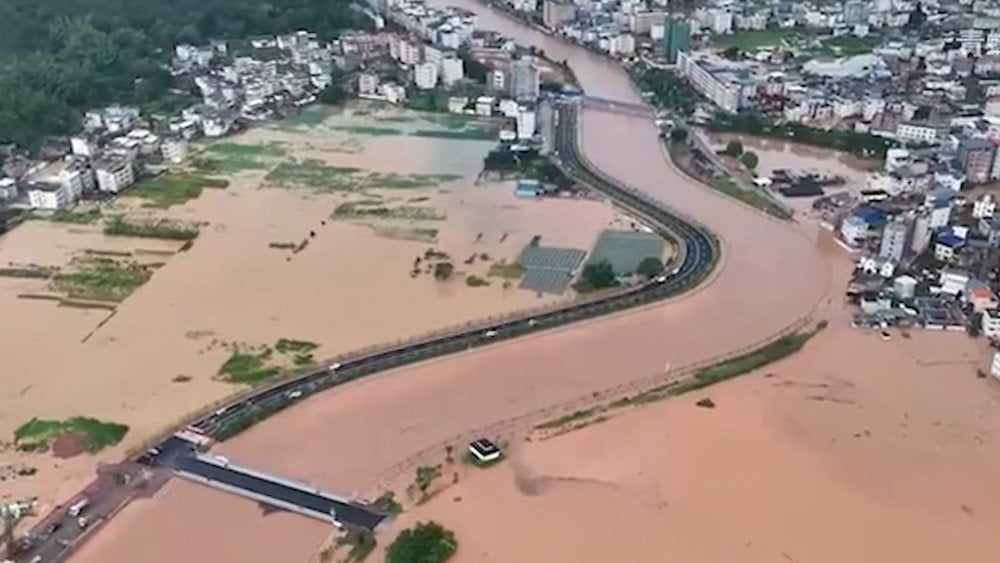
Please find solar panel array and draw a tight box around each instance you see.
[518,246,587,294]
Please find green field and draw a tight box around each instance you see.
[411,128,496,141]
[333,202,445,221]
[24,209,102,224]
[265,160,363,191]
[14,416,129,453]
[104,216,199,241]
[132,172,229,208]
[711,29,806,50]
[487,261,526,279]
[52,257,152,302]
[199,141,287,172]
[218,346,281,385]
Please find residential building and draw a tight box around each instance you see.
[414,62,439,90]
[94,156,135,194]
[958,137,995,184]
[441,57,465,87]
[70,136,96,157]
[843,0,869,25]
[30,158,91,201]
[973,194,996,219]
[475,96,494,116]
[879,218,910,262]
[983,308,1000,338]
[676,51,746,113]
[358,73,379,96]
[841,207,887,247]
[488,69,507,93]
[895,122,943,144]
[663,17,690,64]
[516,107,536,139]
[161,138,187,164]
[710,9,733,34]
[0,178,17,200]
[543,0,576,29]
[27,183,71,210]
[934,232,965,262]
[510,58,540,102]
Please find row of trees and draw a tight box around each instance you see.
[0,0,369,147]
[722,140,759,171]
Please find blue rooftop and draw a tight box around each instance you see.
[853,206,887,225]
[937,233,965,248]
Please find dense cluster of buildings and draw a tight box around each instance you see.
[0,3,560,214]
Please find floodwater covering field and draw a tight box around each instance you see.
[0,101,631,520]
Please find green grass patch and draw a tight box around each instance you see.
[275,106,330,130]
[200,141,287,172]
[104,216,199,241]
[275,339,318,354]
[131,173,229,208]
[364,172,462,190]
[24,209,102,224]
[266,160,363,191]
[536,407,599,430]
[487,261,526,279]
[142,92,196,117]
[816,35,878,57]
[52,257,152,302]
[14,416,129,453]
[217,346,281,385]
[411,128,496,141]
[711,29,807,50]
[333,202,445,221]
[333,125,405,136]
[337,528,378,563]
[709,173,793,221]
[0,266,56,279]
[293,353,314,366]
[465,275,489,287]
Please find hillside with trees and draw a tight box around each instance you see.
[0,0,369,147]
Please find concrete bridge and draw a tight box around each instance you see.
[580,95,655,119]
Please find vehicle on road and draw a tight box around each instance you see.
[286,390,303,400]
[67,498,89,518]
[328,363,342,372]
[484,329,499,338]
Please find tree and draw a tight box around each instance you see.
[723,140,744,157]
[386,521,458,563]
[319,83,348,106]
[577,260,617,292]
[433,262,454,280]
[636,256,664,279]
[721,46,741,60]
[668,127,688,144]
[740,151,759,170]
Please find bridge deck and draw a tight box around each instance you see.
[172,451,386,529]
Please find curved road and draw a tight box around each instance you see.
[190,101,717,439]
[17,101,719,563]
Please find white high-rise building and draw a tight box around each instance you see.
[516,108,536,140]
[510,58,539,102]
[95,156,135,194]
[710,9,733,34]
[879,218,910,262]
[414,62,439,90]
[441,57,465,87]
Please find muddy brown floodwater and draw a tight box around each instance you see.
[64,4,999,563]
